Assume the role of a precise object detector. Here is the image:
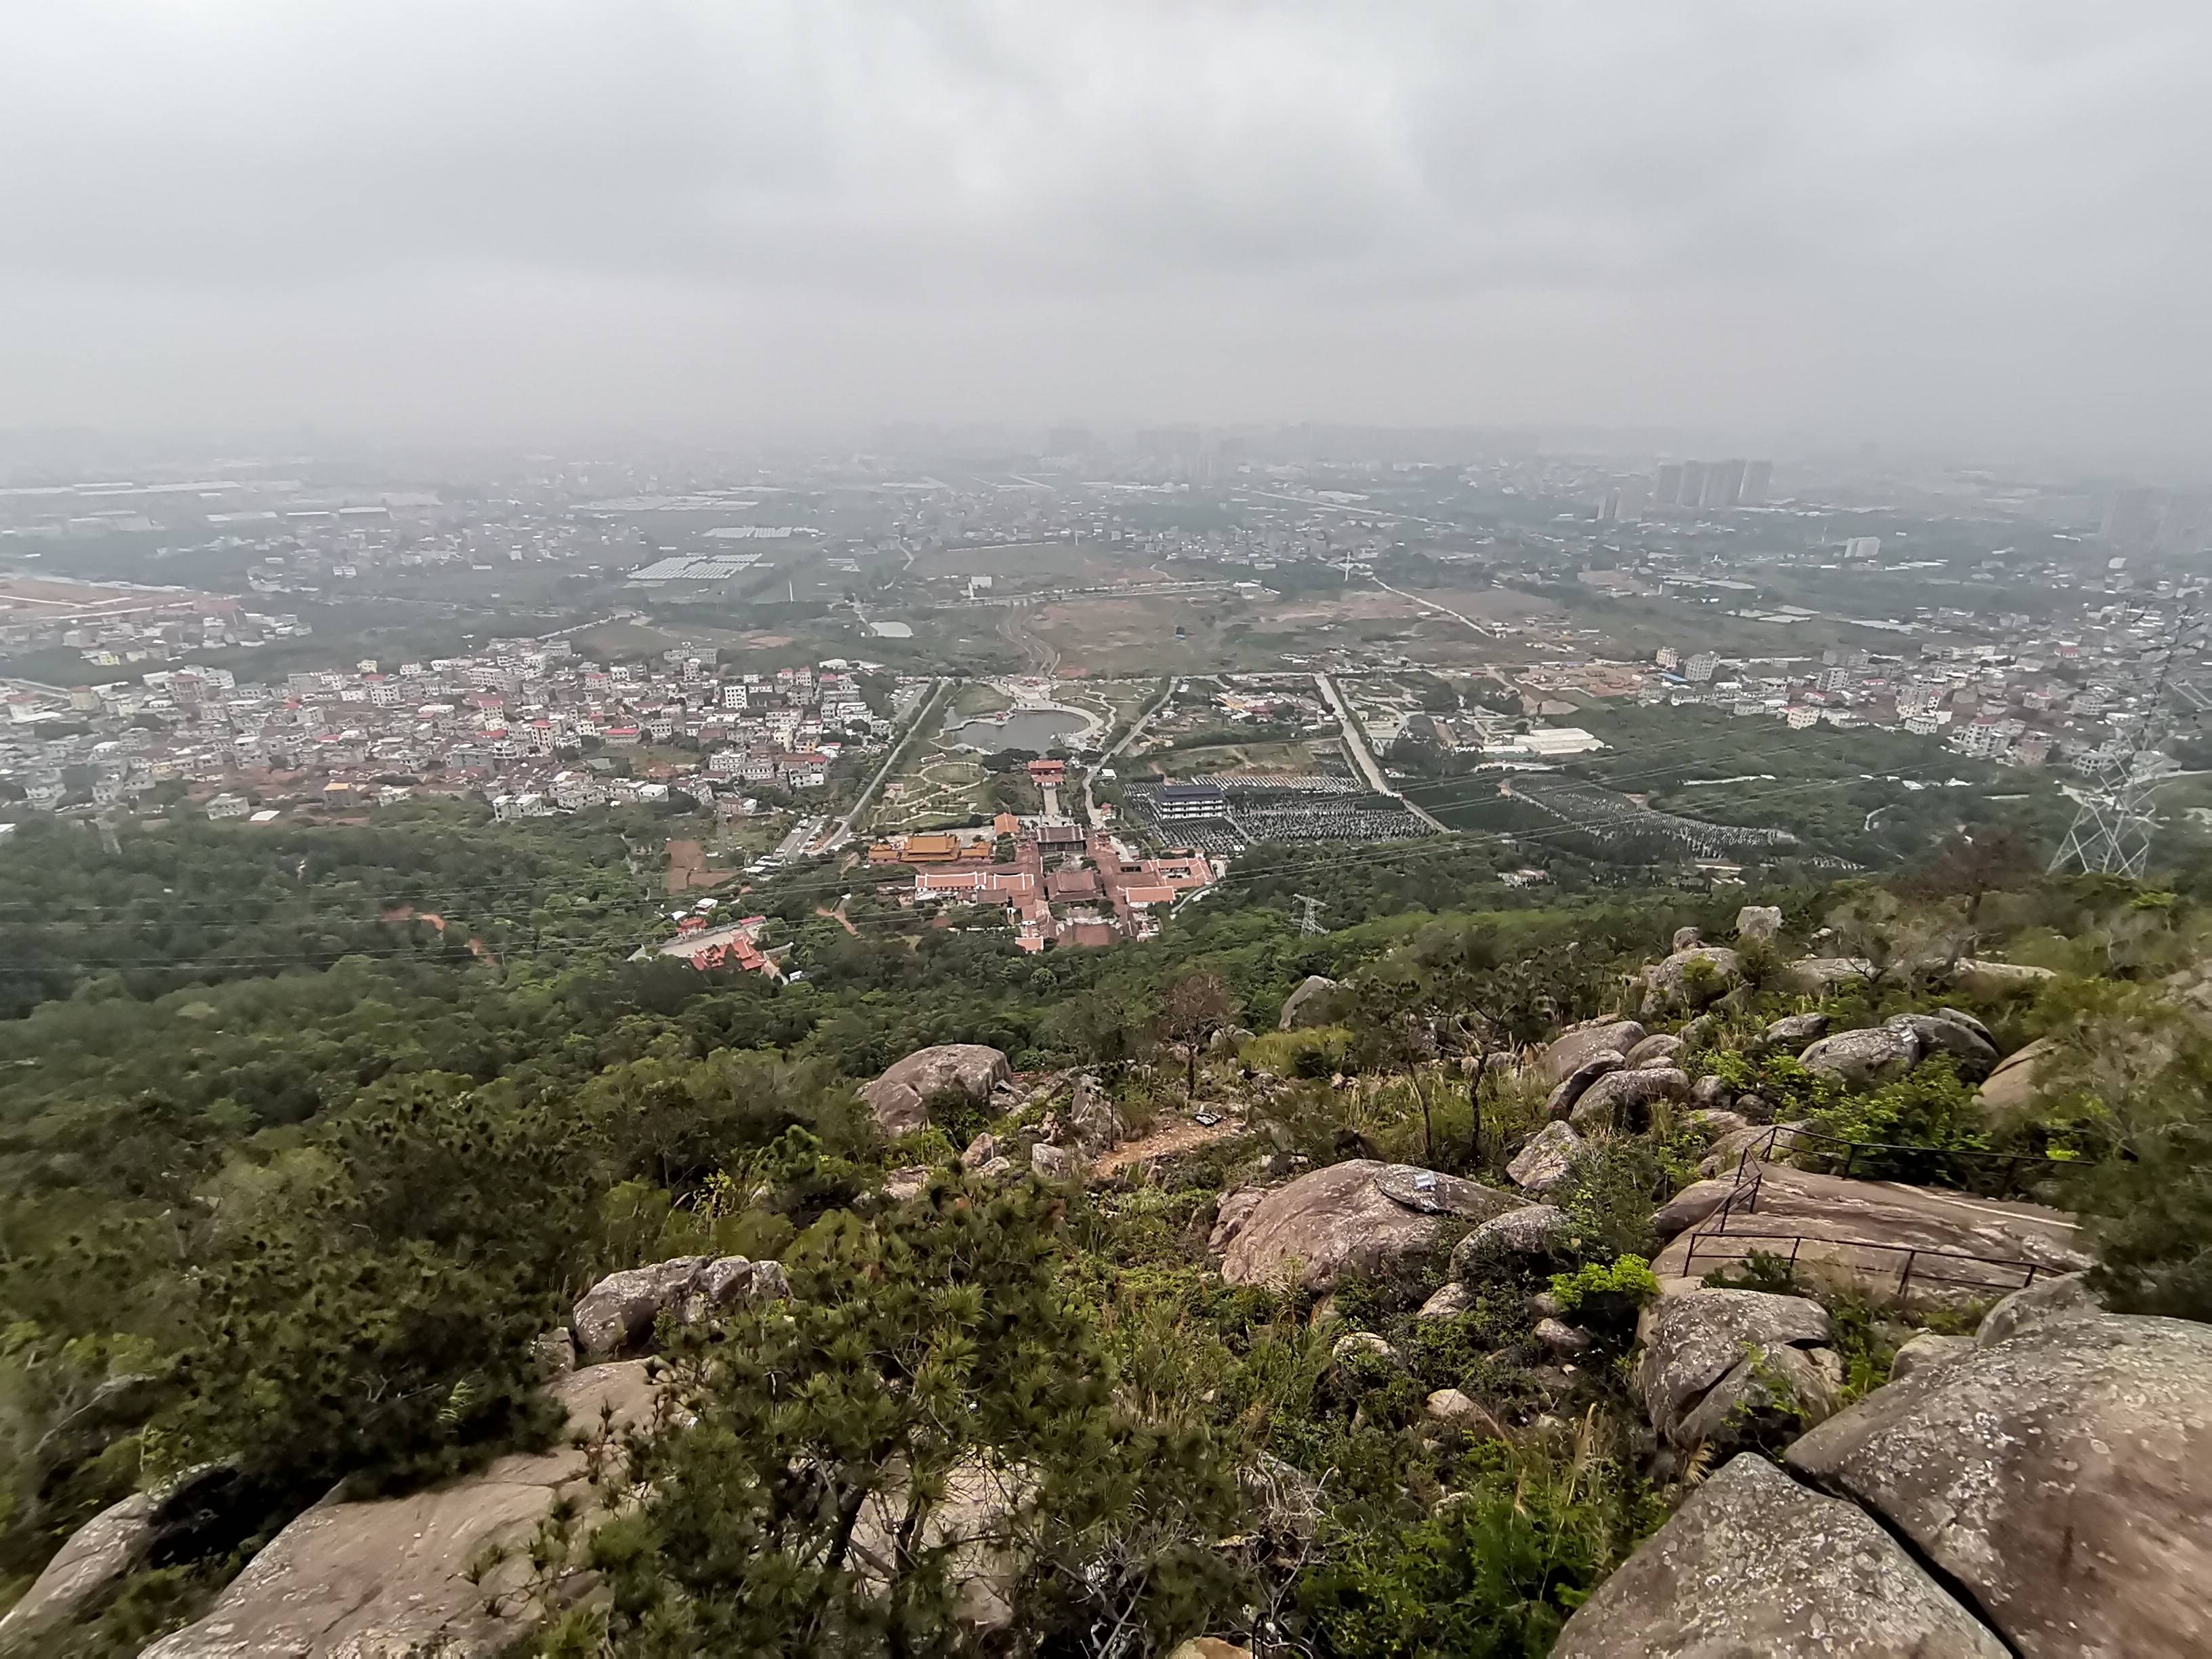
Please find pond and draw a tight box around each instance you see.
[946,708,1088,753]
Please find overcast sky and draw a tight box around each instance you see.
[3,2,2208,458]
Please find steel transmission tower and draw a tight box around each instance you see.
[1293,894,1328,936]
[2048,754,2159,878]
[2049,607,2200,878]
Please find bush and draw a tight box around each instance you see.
[1547,1255,1660,1343]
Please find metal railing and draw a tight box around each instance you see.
[1679,1224,2051,1299]
[1720,1124,2082,1212]
[1685,1124,2080,1299]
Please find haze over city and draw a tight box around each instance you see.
[10,11,2212,1659]
[5,1,2211,459]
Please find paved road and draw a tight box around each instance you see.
[1084,676,1179,823]
[823,676,947,851]
[1315,672,1450,834]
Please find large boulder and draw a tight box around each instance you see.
[140,1362,660,1659]
[1535,1019,1646,1086]
[1566,1067,1689,1134]
[851,1457,1033,1633]
[1653,1163,2090,1300]
[572,1255,787,1360]
[1779,955,1876,996]
[1799,1023,1920,1087]
[1650,1176,1736,1240]
[1734,904,1784,943]
[1974,1269,2101,1349]
[1761,1010,1828,1048]
[1786,1309,2212,1658]
[1888,1011,1998,1077]
[1542,1052,1623,1120]
[1977,1034,2062,1120]
[1277,975,1340,1030]
[1950,957,2057,998]
[1620,1032,1682,1069]
[1505,1120,1582,1193]
[861,1044,1014,1136]
[1448,1204,1577,1280]
[1550,1452,2008,1659]
[1208,1187,1269,1253]
[1639,947,1742,1015]
[1219,1160,1523,1291]
[0,1463,246,1650]
[1637,1287,1837,1451]
[1050,1073,1123,1158]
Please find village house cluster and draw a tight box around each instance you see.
[1637,611,2194,775]
[0,634,923,821]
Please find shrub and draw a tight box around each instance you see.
[1557,1256,1663,1327]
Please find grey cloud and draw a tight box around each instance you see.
[1,1,2209,449]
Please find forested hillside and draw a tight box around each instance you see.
[2,813,2209,1656]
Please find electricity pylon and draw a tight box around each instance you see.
[1293,895,1328,935]
[2050,605,2199,878]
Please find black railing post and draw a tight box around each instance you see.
[1897,1250,1915,1300]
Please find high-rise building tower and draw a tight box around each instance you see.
[1678,460,1708,507]
[1703,459,1746,509]
[1686,650,1719,683]
[1654,463,1683,506]
[1741,460,1773,504]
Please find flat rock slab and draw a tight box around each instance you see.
[1651,1163,2090,1302]
[1551,1453,2007,1658]
[142,1361,659,1659]
[1786,1311,2212,1659]
[1220,1159,1523,1291]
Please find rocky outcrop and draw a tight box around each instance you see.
[1535,1019,1645,1086]
[1798,1023,1919,1087]
[1887,1011,1998,1077]
[1551,1452,2008,1659]
[1785,1305,2212,1658]
[1950,957,2057,998]
[0,1463,247,1650]
[1637,1288,1839,1452]
[860,1044,1015,1136]
[1422,1388,1505,1437]
[1650,1176,1735,1240]
[1565,1067,1689,1133]
[1542,1052,1623,1120]
[1977,1034,2062,1120]
[1208,1187,1269,1254]
[1047,1073,1123,1158]
[1778,955,1875,996]
[1619,1032,1681,1069]
[1505,1120,1582,1193]
[1973,1268,2100,1348]
[882,1164,933,1202]
[1734,904,1784,943]
[1638,947,1742,1016]
[1652,1164,2090,1300]
[1449,1204,1576,1279]
[1761,1010,1828,1047]
[1277,975,1340,1030]
[571,1254,787,1360]
[1219,1160,1523,1291]
[1029,1143,1079,1181]
[851,1458,1033,1633]
[1889,1331,1972,1380]
[1416,1282,1477,1319]
[141,1361,661,1659]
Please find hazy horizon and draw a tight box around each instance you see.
[5,3,2210,464]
